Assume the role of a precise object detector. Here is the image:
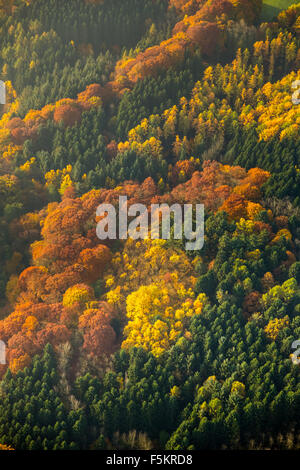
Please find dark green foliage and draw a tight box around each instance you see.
[116,51,203,140]
[0,345,85,450]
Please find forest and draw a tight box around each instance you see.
[0,0,299,451]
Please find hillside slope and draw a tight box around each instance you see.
[0,0,299,451]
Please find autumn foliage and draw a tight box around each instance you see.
[0,159,273,372]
